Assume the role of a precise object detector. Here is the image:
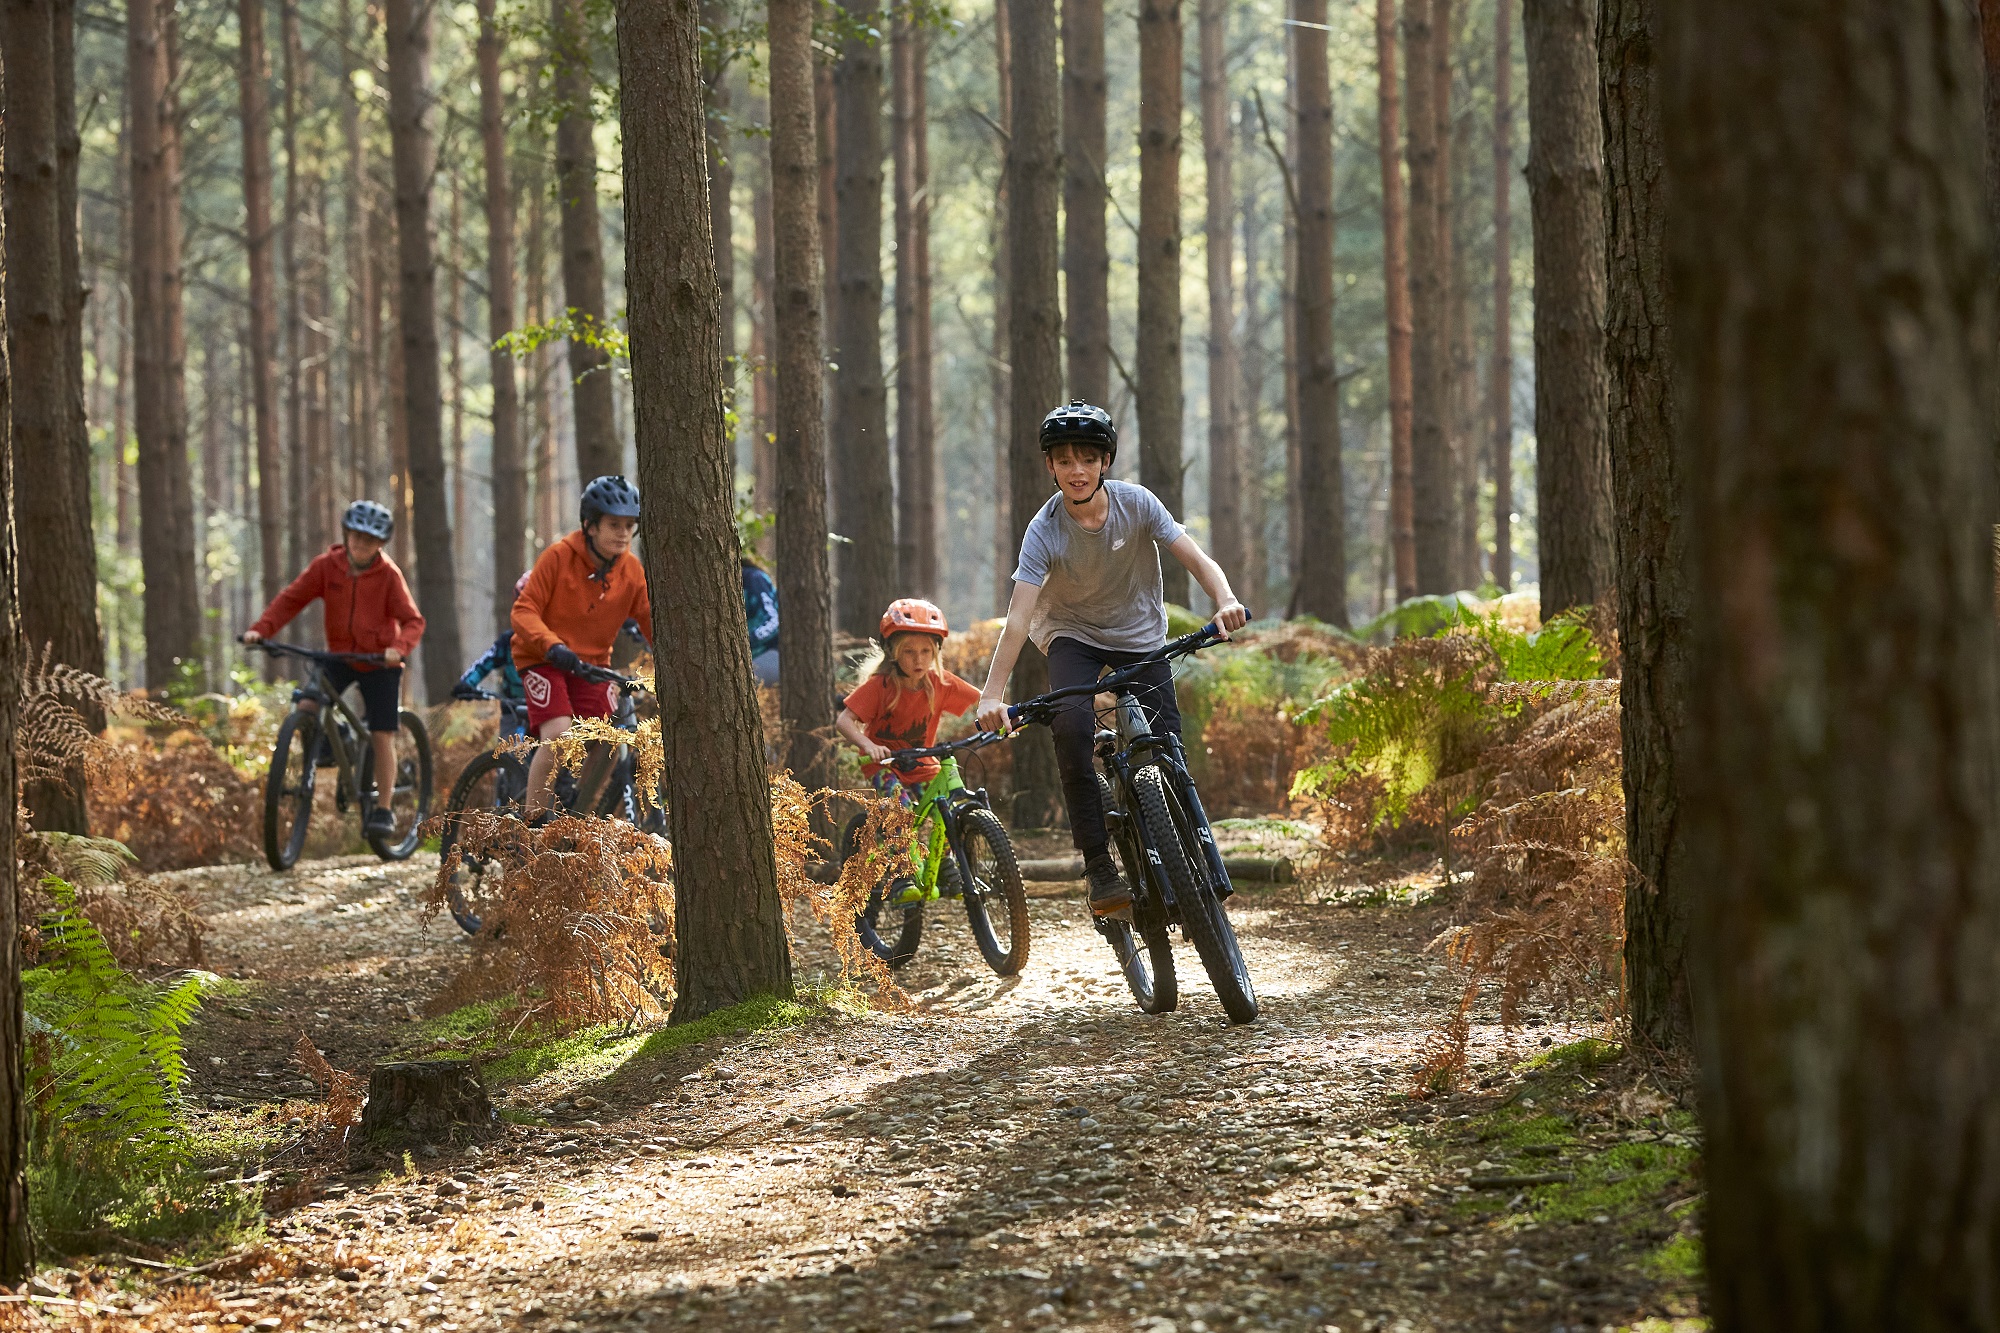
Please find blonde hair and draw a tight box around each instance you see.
[863,632,940,700]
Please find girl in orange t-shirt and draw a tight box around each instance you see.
[836,599,982,790]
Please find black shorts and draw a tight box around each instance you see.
[322,662,405,734]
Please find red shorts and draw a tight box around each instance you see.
[522,665,619,733]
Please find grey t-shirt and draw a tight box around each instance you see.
[1011,480,1187,652]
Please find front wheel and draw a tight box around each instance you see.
[263,712,318,871]
[360,710,434,862]
[956,806,1030,977]
[1130,764,1257,1023]
[839,809,923,969]
[1098,773,1175,1013]
[439,749,528,935]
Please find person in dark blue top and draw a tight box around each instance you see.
[453,574,531,737]
[742,557,780,685]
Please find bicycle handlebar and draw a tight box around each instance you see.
[1006,622,1227,727]
[886,729,1009,772]
[242,638,387,666]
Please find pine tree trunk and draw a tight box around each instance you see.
[1136,0,1186,604]
[1525,0,1611,617]
[1435,0,1470,590]
[281,0,306,571]
[1377,0,1416,602]
[128,0,202,691]
[1403,0,1451,594]
[1291,0,1348,628]
[477,0,525,624]
[447,180,465,598]
[383,0,463,698]
[750,115,776,536]
[1488,0,1512,591]
[1451,105,1480,590]
[5,0,99,829]
[1198,0,1241,593]
[551,0,619,482]
[1665,2,2000,1321]
[702,0,734,409]
[1238,96,1269,611]
[341,0,377,502]
[990,0,1011,617]
[1008,0,1062,824]
[1602,0,1687,1052]
[1061,0,1108,406]
[0,149,33,1278]
[830,6,895,639]
[1281,84,1300,590]
[910,48,936,599]
[892,18,936,597]
[769,0,836,798]
[814,60,837,372]
[618,0,793,1021]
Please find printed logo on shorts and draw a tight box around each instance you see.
[525,671,552,707]
[600,682,619,711]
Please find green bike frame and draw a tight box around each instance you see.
[866,755,969,902]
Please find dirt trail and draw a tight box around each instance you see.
[124,851,1703,1333]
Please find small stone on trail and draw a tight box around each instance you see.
[831,1184,854,1198]
[436,1179,467,1196]
[573,1095,604,1111]
[626,1230,662,1243]
[334,1268,361,1283]
[931,1313,974,1327]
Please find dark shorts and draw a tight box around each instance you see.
[323,662,404,734]
[523,664,620,733]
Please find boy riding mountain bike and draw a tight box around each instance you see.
[512,475,653,821]
[837,600,984,906]
[242,500,426,838]
[977,401,1250,919]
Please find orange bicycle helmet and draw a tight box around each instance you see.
[881,598,949,641]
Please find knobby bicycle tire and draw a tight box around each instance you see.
[1130,764,1258,1024]
[440,749,528,935]
[839,809,924,968]
[360,710,434,861]
[263,712,318,871]
[1097,772,1176,1013]
[957,806,1030,977]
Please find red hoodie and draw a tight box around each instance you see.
[250,545,426,664]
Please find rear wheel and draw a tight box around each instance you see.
[1097,772,1175,1013]
[956,806,1030,977]
[1130,764,1257,1023]
[263,712,318,871]
[839,809,923,968]
[439,749,528,934]
[361,710,434,861]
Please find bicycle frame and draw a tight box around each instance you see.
[294,666,372,797]
[1094,699,1236,915]
[859,755,992,901]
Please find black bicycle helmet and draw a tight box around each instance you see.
[342,499,394,540]
[1039,400,1118,465]
[580,475,641,527]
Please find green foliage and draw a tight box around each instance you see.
[1291,609,1601,830]
[26,879,218,1173]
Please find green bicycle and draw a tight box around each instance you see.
[836,732,1029,976]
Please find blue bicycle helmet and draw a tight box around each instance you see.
[580,475,641,527]
[343,499,394,540]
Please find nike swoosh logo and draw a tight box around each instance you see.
[1113,538,1127,550]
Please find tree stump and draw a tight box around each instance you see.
[359,1061,495,1140]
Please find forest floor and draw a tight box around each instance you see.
[33,831,1706,1333]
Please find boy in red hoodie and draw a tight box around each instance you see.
[243,500,425,835]
[512,475,653,819]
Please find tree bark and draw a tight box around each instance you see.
[1488,0,1513,591]
[128,0,202,691]
[447,179,465,597]
[830,7,895,639]
[477,0,525,622]
[769,0,836,798]
[1377,0,1415,602]
[0,137,34,1275]
[1137,0,1186,604]
[1008,0,1062,824]
[552,0,619,482]
[281,0,304,572]
[1061,0,1108,406]
[383,0,464,698]
[1404,0,1451,594]
[702,0,734,416]
[1291,0,1348,627]
[6,0,100,829]
[1665,1,2000,1322]
[1238,94,1269,610]
[619,0,794,1019]
[892,18,937,597]
[1601,0,1687,1052]
[990,0,1012,617]
[341,0,377,501]
[1524,0,1611,618]
[1198,0,1241,593]
[750,108,776,535]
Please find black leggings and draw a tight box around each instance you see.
[1044,636,1183,857]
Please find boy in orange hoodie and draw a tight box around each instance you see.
[243,500,425,835]
[512,475,653,819]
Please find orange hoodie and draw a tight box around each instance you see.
[511,529,652,671]
[250,545,425,663]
